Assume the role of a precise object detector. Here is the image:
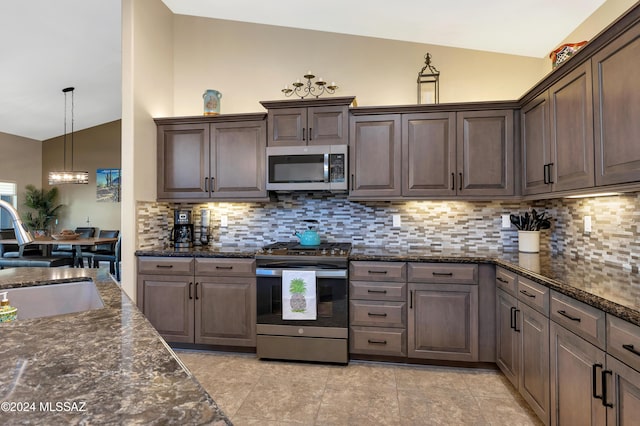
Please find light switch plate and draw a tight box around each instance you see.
[392,214,401,228]
[501,214,511,229]
[220,215,228,228]
[584,215,592,234]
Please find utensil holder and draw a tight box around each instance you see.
[518,231,540,253]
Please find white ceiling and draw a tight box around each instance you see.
[1,0,607,141]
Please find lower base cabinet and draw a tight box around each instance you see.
[137,256,256,347]
[605,354,640,424]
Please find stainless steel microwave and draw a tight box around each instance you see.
[266,145,348,191]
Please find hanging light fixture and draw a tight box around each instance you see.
[48,87,89,185]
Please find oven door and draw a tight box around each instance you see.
[256,269,347,328]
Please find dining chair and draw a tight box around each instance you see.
[51,227,96,267]
[0,228,42,258]
[81,230,119,266]
[92,235,121,280]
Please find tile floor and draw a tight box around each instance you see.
[176,350,542,425]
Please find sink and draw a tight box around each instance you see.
[6,281,104,320]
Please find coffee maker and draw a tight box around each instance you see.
[171,209,194,248]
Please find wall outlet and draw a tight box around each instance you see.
[220,215,228,228]
[392,214,401,228]
[501,214,511,229]
[584,215,592,234]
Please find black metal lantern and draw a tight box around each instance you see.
[417,53,440,104]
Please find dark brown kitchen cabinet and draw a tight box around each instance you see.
[522,92,552,196]
[349,114,402,198]
[260,97,354,146]
[549,61,595,192]
[156,115,267,201]
[137,256,256,347]
[456,110,515,196]
[402,112,456,196]
[402,110,514,197]
[407,263,479,362]
[495,270,550,425]
[550,321,607,426]
[592,21,640,186]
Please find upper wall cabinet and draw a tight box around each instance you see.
[592,20,640,186]
[260,97,354,146]
[156,114,267,201]
[522,92,551,196]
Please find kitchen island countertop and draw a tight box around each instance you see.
[0,267,230,425]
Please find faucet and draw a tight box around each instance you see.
[0,199,34,246]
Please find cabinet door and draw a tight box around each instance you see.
[496,289,519,388]
[592,22,640,186]
[408,283,478,362]
[456,110,514,196]
[195,276,256,347]
[157,124,210,199]
[349,114,401,198]
[522,92,552,195]
[549,62,595,192]
[519,302,550,425]
[140,275,194,343]
[268,107,305,146]
[550,321,606,426]
[605,354,640,426]
[211,120,266,198]
[402,112,456,196]
[308,105,348,145]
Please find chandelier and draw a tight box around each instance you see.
[282,71,338,99]
[48,87,89,185]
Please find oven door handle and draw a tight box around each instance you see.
[256,268,347,278]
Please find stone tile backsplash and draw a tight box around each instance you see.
[136,192,640,271]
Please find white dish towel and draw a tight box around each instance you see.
[282,270,317,320]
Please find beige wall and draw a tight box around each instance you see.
[0,131,42,209]
[121,0,174,299]
[171,16,544,116]
[41,120,121,233]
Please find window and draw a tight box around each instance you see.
[0,181,17,229]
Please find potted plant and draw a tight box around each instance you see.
[22,184,64,238]
[509,209,552,253]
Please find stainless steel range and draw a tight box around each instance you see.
[255,242,351,364]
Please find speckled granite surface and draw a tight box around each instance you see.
[350,246,640,327]
[135,245,259,258]
[0,268,231,425]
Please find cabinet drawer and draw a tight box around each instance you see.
[607,315,640,372]
[408,263,478,284]
[195,258,255,277]
[517,276,549,315]
[137,257,194,275]
[350,326,407,356]
[496,267,517,295]
[350,300,406,328]
[550,291,605,349]
[350,281,406,301]
[349,262,406,282]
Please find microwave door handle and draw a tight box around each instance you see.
[324,153,330,183]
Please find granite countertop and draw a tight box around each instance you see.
[350,246,640,327]
[0,268,230,425]
[135,245,259,258]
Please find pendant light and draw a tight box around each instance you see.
[48,87,89,184]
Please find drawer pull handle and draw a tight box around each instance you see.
[557,310,581,322]
[156,264,173,269]
[601,369,613,408]
[592,363,603,400]
[496,277,509,284]
[215,266,233,270]
[367,312,388,317]
[368,339,387,345]
[367,289,388,294]
[622,344,640,357]
[432,272,453,276]
[367,270,388,274]
[519,290,536,298]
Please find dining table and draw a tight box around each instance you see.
[4,237,118,267]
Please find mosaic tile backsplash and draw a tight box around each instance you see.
[136,192,640,271]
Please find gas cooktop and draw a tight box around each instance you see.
[256,241,351,257]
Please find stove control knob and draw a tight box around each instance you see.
[321,249,327,254]
[298,328,304,335]
[267,248,272,254]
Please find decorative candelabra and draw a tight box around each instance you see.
[282,71,338,99]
